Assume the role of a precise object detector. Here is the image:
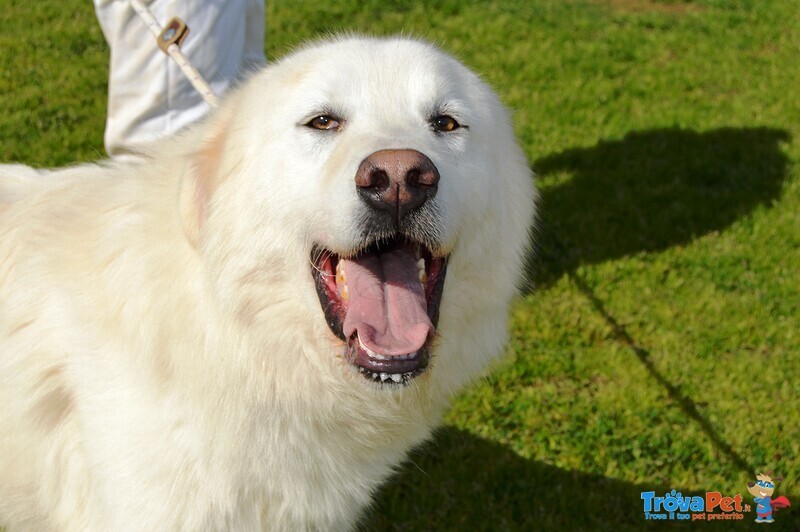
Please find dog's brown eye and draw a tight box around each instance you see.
[431,115,460,132]
[306,115,341,131]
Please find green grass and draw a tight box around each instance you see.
[2,0,799,529]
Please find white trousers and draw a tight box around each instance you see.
[94,0,266,159]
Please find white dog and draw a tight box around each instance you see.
[0,36,535,530]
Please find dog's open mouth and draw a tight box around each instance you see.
[312,236,447,385]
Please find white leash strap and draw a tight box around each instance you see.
[128,0,220,107]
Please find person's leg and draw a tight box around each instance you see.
[94,0,266,160]
[242,0,267,73]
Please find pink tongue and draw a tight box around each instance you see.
[339,248,432,356]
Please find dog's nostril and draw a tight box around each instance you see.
[408,166,439,189]
[368,169,390,191]
[406,169,422,187]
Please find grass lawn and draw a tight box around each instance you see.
[2,0,799,529]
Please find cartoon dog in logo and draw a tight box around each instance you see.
[747,472,791,523]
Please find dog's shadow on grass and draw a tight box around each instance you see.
[529,126,791,288]
[365,426,653,530]
[364,427,799,530]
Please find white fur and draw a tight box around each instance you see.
[0,36,535,530]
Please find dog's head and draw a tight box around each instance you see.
[181,36,535,392]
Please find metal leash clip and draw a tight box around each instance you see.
[128,0,219,107]
[157,17,190,54]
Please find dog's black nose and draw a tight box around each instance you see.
[355,149,439,222]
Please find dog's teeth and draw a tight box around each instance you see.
[336,261,348,299]
[390,373,402,383]
[380,372,390,382]
[417,258,426,285]
[356,335,419,371]
[358,335,388,360]
[358,335,372,355]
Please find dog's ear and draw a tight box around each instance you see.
[180,110,235,248]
